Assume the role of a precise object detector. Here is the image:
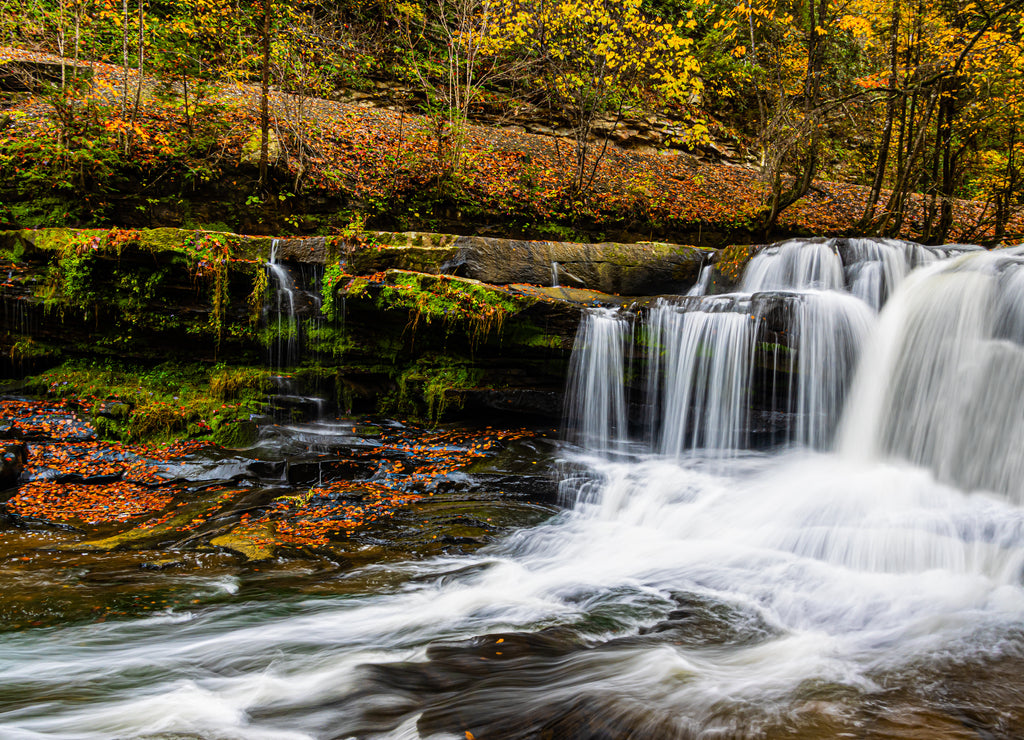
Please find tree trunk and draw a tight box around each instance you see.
[259,0,271,189]
[858,0,901,230]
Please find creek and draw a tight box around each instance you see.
[3,239,1024,738]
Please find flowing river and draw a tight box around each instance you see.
[4,240,1024,738]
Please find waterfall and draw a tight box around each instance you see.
[565,237,988,460]
[647,297,755,455]
[685,263,714,297]
[262,240,327,420]
[772,291,874,448]
[840,249,1024,502]
[266,239,300,371]
[742,239,845,292]
[564,308,631,456]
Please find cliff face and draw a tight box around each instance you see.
[3,228,715,424]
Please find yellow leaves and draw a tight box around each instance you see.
[837,14,872,39]
[395,1,424,21]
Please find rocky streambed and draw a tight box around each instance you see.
[0,396,560,631]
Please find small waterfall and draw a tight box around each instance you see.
[742,239,845,292]
[551,261,560,288]
[564,308,631,455]
[266,239,300,371]
[647,298,755,455]
[840,238,983,311]
[839,250,1024,502]
[564,237,984,462]
[262,240,327,421]
[842,238,910,310]
[780,291,873,448]
[685,263,714,297]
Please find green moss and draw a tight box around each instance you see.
[209,365,271,399]
[376,271,533,345]
[25,359,269,444]
[381,354,482,424]
[305,324,355,358]
[320,260,347,319]
[718,243,755,283]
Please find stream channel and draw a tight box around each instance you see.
[3,240,1024,738]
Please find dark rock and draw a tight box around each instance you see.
[0,442,27,489]
[462,389,564,421]
[266,236,328,262]
[434,473,559,503]
[0,420,21,439]
[286,457,367,485]
[246,459,287,480]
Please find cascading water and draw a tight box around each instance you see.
[262,240,328,421]
[840,248,1024,501]
[741,238,846,292]
[266,239,301,372]
[5,241,1024,739]
[767,291,874,448]
[563,308,631,456]
[684,263,713,297]
[646,297,755,454]
[566,239,884,456]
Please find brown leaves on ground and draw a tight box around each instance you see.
[2,45,1018,243]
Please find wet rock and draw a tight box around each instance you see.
[434,474,558,503]
[140,557,187,571]
[635,592,777,647]
[0,442,27,489]
[266,236,328,262]
[211,524,276,561]
[286,457,367,485]
[461,389,564,421]
[246,459,287,480]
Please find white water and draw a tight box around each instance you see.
[4,242,1024,738]
[685,264,714,297]
[840,249,1024,502]
[267,239,301,371]
[4,446,1024,738]
[742,239,845,292]
[564,307,631,456]
[647,298,755,454]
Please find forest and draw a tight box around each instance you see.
[1,0,1023,244]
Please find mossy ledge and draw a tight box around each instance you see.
[3,227,677,433]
